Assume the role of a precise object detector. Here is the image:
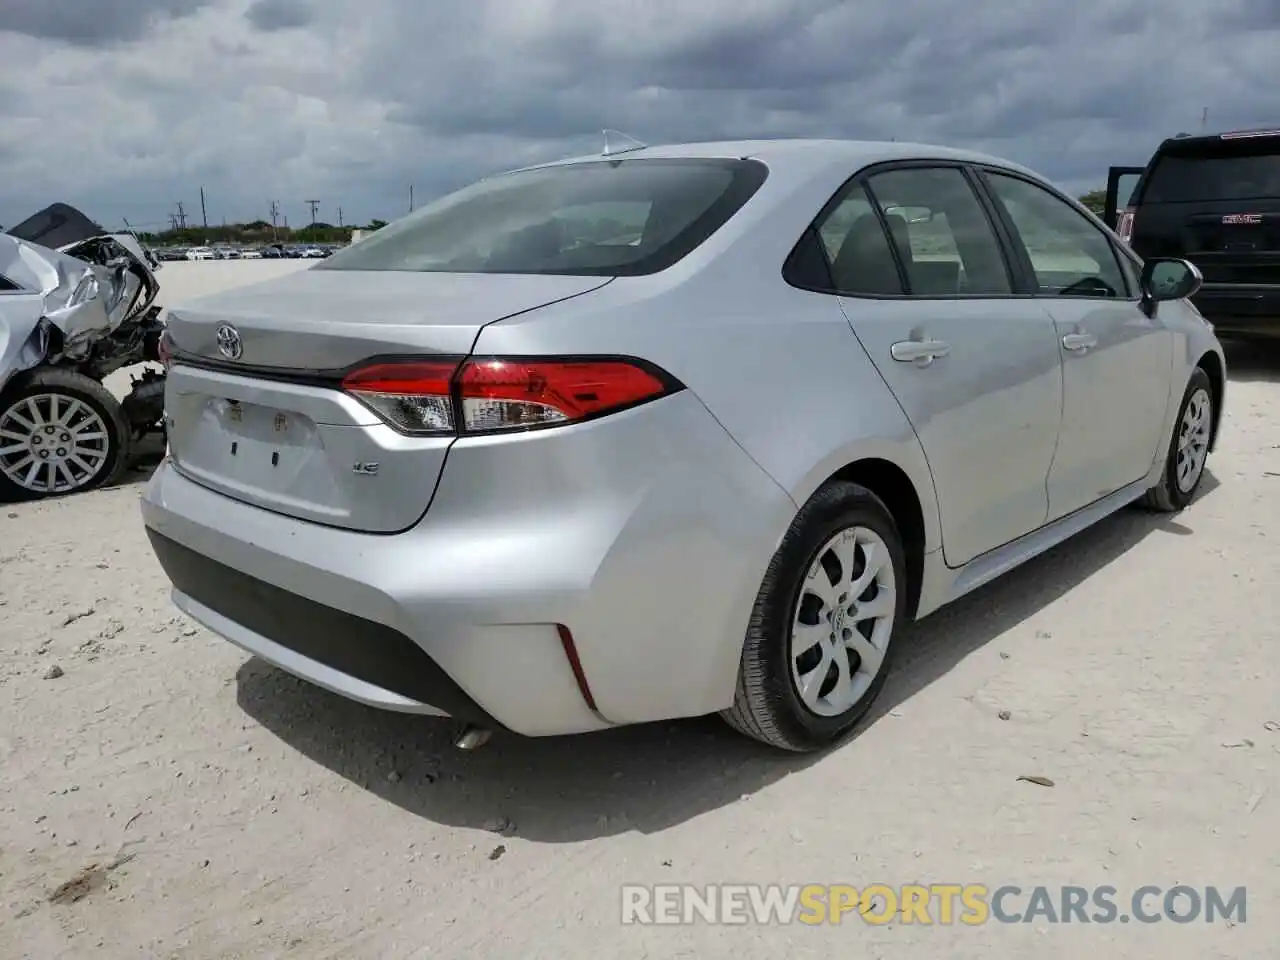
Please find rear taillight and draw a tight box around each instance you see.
[157,328,175,369]
[457,358,672,432]
[341,360,459,435]
[1116,207,1135,244]
[340,356,680,436]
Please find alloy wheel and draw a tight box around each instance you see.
[1175,387,1211,494]
[0,393,112,495]
[789,525,897,717]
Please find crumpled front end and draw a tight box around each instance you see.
[0,228,160,391]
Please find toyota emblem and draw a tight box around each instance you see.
[215,324,243,361]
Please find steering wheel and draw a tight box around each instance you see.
[1056,276,1115,298]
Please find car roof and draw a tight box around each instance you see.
[506,138,1042,181]
[1158,126,1280,150]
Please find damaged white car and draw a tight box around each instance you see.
[0,204,168,501]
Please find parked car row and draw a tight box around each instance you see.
[154,244,339,262]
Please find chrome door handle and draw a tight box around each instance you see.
[890,338,951,366]
[1061,332,1098,353]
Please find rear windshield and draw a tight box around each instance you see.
[1142,138,1280,203]
[318,158,768,277]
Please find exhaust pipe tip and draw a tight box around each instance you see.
[454,725,493,751]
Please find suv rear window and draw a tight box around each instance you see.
[1142,138,1280,203]
[318,158,767,277]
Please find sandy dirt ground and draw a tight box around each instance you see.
[2,262,1278,959]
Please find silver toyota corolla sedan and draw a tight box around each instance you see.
[141,139,1225,752]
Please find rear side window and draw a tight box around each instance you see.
[798,166,1013,297]
[865,166,1012,295]
[812,186,905,295]
[317,158,767,277]
[1143,139,1280,203]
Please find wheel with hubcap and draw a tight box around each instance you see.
[723,480,907,752]
[1141,366,1213,512]
[0,368,131,502]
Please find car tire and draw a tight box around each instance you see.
[722,480,908,752]
[1141,367,1214,513]
[0,368,131,502]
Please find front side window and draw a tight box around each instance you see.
[985,172,1130,298]
[317,158,767,277]
[866,166,1013,295]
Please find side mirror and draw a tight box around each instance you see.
[884,205,934,224]
[1139,257,1202,315]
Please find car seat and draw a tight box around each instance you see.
[831,213,908,295]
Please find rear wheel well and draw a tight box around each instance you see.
[827,458,925,619]
[1197,351,1225,449]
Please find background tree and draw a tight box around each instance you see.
[135,216,395,247]
[1078,189,1107,217]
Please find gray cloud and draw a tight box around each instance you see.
[0,0,211,46]
[1,0,1278,230]
[245,0,315,32]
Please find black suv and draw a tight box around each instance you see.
[1105,127,1280,338]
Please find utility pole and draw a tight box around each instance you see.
[269,200,280,241]
[1201,106,1209,131]
[305,199,320,225]
[337,207,344,227]
[174,202,187,230]
[200,186,208,228]
[409,184,414,213]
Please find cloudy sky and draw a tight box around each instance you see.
[1,0,1275,232]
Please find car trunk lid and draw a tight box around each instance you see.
[163,268,610,532]
[1179,205,1280,284]
[1133,201,1280,284]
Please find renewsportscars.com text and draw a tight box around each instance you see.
[621,883,1247,926]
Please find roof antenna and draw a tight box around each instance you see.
[602,129,647,157]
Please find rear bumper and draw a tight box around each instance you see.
[1193,284,1280,335]
[147,529,495,724]
[140,391,796,737]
